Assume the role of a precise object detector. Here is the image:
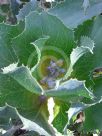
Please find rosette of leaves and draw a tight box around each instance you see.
[17,0,102,27]
[0,0,102,136]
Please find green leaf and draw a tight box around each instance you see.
[30,36,49,72]
[45,79,91,100]
[67,77,102,131]
[13,11,75,69]
[19,115,51,136]
[67,102,88,121]
[53,102,69,133]
[84,101,102,131]
[70,39,94,67]
[0,66,42,109]
[0,104,51,136]
[17,0,39,21]
[63,102,91,135]
[71,47,89,69]
[72,15,102,83]
[49,0,102,28]
[63,36,94,80]
[80,36,95,52]
[0,104,21,131]
[2,65,43,95]
[0,65,54,135]
[0,14,5,23]
[0,22,24,70]
[93,77,102,98]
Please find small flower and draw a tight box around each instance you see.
[40,59,66,89]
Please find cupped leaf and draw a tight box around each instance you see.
[45,79,92,100]
[12,11,75,69]
[2,65,43,95]
[71,36,94,67]
[0,21,24,70]
[63,102,87,134]
[72,15,102,84]
[0,104,51,136]
[67,81,102,132]
[70,46,92,68]
[49,0,102,28]
[0,65,55,135]
[30,36,49,72]
[0,65,42,109]
[63,36,94,80]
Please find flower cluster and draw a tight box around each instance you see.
[40,59,66,88]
